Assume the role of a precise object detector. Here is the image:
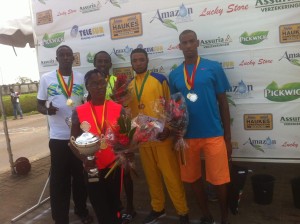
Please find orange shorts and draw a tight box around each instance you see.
[180,136,230,185]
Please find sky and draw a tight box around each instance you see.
[0,0,40,85]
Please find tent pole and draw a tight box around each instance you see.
[0,85,16,175]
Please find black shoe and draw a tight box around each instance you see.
[77,214,93,224]
[143,209,166,224]
[199,216,215,224]
[74,209,93,224]
[179,214,190,224]
[221,221,230,224]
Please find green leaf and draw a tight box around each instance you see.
[252,144,265,153]
[116,54,126,61]
[43,33,49,40]
[291,59,300,66]
[110,0,121,7]
[162,19,177,31]
[226,95,236,107]
[251,31,269,37]
[266,81,278,90]
[126,117,131,133]
[128,127,136,140]
[171,64,178,70]
[240,32,249,38]
[118,116,126,133]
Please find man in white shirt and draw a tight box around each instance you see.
[37,45,92,224]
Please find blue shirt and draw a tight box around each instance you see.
[169,58,230,138]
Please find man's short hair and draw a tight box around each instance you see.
[130,48,148,60]
[93,51,111,67]
[56,45,73,56]
[179,29,198,42]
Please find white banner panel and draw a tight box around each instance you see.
[30,0,300,162]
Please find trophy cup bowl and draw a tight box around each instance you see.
[70,132,100,156]
[70,132,100,182]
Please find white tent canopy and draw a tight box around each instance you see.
[0,16,34,48]
[0,1,35,174]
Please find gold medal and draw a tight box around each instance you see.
[80,121,91,132]
[66,98,73,106]
[138,103,145,110]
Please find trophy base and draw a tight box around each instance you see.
[88,177,99,183]
[88,168,99,183]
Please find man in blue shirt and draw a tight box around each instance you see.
[169,30,232,224]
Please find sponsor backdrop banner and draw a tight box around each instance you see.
[30,0,300,162]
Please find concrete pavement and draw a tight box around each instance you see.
[1,154,300,224]
[0,113,49,173]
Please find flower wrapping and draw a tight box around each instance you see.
[105,113,138,178]
[165,92,189,165]
[150,93,189,164]
[106,113,138,152]
[131,114,165,143]
[109,74,132,106]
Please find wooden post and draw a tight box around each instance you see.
[0,85,16,175]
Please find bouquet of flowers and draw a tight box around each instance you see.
[131,114,165,143]
[109,74,132,106]
[165,92,189,165]
[105,113,138,178]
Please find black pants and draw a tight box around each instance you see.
[86,167,122,224]
[49,139,88,224]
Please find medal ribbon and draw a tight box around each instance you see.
[183,56,200,90]
[56,70,74,99]
[89,100,107,135]
[134,70,150,104]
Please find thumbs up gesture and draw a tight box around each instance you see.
[47,102,59,115]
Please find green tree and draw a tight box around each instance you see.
[16,76,33,84]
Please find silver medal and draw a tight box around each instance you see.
[189,93,198,102]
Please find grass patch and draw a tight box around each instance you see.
[0,93,38,118]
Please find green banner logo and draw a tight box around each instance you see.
[86,52,95,63]
[42,33,65,48]
[240,31,268,45]
[264,81,300,102]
